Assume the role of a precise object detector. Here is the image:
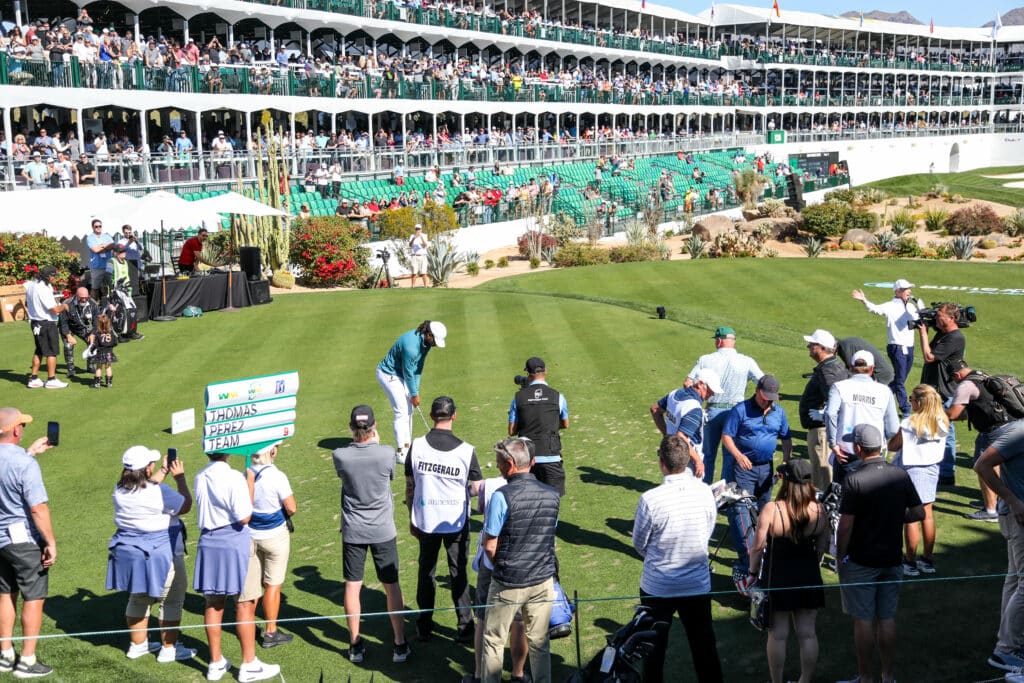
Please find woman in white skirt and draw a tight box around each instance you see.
[243,441,296,648]
[193,451,280,682]
[107,446,195,664]
[888,384,949,576]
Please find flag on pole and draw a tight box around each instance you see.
[993,11,1003,40]
[929,17,934,34]
[711,0,716,21]
[641,0,645,9]
[773,0,781,18]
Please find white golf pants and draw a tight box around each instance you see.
[377,366,413,451]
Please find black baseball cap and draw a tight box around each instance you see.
[777,459,812,484]
[757,375,780,401]
[349,405,375,429]
[524,357,545,373]
[39,265,57,280]
[430,396,456,419]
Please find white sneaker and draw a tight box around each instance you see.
[26,378,44,389]
[157,643,196,663]
[43,378,68,389]
[237,657,280,682]
[205,657,231,681]
[395,448,407,465]
[125,641,161,659]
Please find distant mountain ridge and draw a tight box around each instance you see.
[983,8,1024,27]
[839,9,922,25]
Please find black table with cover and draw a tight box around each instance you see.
[147,273,252,318]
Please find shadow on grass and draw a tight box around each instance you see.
[45,588,207,675]
[557,520,634,557]
[605,518,633,539]
[576,466,655,494]
[317,437,352,452]
[0,368,28,387]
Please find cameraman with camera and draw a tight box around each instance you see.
[918,303,966,485]
[508,357,569,495]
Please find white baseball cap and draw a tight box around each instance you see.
[122,446,161,471]
[428,321,447,348]
[694,368,723,396]
[256,440,281,457]
[893,278,914,291]
[852,349,875,366]
[803,329,836,349]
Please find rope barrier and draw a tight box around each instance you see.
[11,570,1018,643]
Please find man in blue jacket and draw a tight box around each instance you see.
[377,320,447,462]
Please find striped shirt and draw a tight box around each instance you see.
[688,348,763,406]
[632,471,716,597]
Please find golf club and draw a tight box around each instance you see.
[415,404,430,430]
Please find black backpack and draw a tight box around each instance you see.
[984,375,1024,420]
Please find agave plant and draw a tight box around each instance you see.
[1005,208,1024,238]
[950,234,977,261]
[803,237,823,258]
[426,233,464,287]
[875,231,899,253]
[542,246,559,266]
[683,234,708,259]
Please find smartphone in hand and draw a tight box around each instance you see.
[46,422,59,447]
[167,448,177,467]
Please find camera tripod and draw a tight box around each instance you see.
[372,250,395,289]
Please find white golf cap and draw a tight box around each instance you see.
[803,329,836,349]
[893,278,914,291]
[429,321,447,348]
[122,446,161,471]
[694,368,723,396]
[852,349,875,366]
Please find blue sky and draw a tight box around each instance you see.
[663,2,1002,29]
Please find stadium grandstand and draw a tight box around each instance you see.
[2,0,1024,230]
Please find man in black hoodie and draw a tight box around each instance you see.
[799,329,849,489]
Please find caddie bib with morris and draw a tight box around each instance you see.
[834,379,892,454]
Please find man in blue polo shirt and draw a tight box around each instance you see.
[721,375,793,581]
[650,369,723,481]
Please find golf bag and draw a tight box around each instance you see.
[567,605,669,683]
[106,280,138,340]
[817,481,843,571]
[549,578,575,639]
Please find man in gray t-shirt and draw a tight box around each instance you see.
[331,405,409,663]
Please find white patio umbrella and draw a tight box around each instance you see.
[191,191,288,218]
[107,190,224,232]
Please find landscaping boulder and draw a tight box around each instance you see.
[692,215,735,241]
[842,229,876,247]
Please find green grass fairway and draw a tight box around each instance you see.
[865,165,1024,207]
[0,258,1021,682]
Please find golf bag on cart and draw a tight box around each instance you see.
[566,605,669,683]
[106,278,139,340]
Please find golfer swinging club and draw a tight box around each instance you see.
[377,320,447,463]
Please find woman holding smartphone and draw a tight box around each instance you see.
[107,446,196,664]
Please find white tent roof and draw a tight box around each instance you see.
[192,192,288,217]
[0,187,138,239]
[104,191,225,232]
[701,4,1024,42]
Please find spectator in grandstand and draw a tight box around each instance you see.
[799,329,848,490]
[21,151,49,189]
[405,396,481,644]
[107,445,196,664]
[242,442,295,649]
[481,436,559,683]
[890,384,949,576]
[650,368,723,480]
[836,424,923,683]
[747,458,828,683]
[193,450,280,682]
[851,280,919,416]
[0,407,58,678]
[686,326,764,484]
[632,433,723,683]
[332,406,409,664]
